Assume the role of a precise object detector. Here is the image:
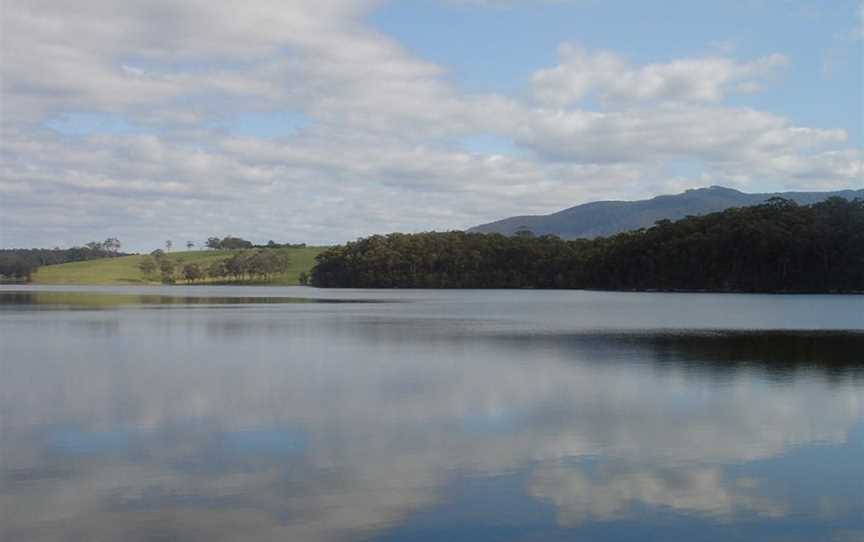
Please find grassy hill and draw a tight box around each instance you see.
[31,247,325,285]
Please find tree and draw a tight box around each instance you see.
[224,251,249,279]
[158,257,176,283]
[203,236,253,250]
[165,240,173,251]
[0,255,35,281]
[182,263,204,283]
[199,249,290,283]
[103,237,121,253]
[186,241,195,250]
[308,198,864,293]
[207,260,227,281]
[219,236,253,250]
[514,225,535,239]
[137,257,157,277]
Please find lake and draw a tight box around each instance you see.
[1,285,862,541]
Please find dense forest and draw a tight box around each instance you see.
[0,239,125,281]
[310,197,864,293]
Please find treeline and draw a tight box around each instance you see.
[205,236,306,250]
[0,238,124,281]
[140,249,290,284]
[310,197,864,293]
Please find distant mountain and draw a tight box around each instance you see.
[468,186,864,239]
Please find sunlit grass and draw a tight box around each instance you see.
[31,247,325,285]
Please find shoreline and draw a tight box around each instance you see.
[5,281,862,295]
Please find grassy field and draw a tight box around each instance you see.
[31,247,325,285]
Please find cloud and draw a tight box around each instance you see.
[529,463,785,525]
[445,0,580,6]
[507,104,854,171]
[0,125,656,249]
[531,44,788,106]
[0,1,859,249]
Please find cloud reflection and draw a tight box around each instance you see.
[529,461,785,526]
[1,297,863,540]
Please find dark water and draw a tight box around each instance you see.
[1,286,862,542]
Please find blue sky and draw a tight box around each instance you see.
[373,0,862,143]
[1,0,861,250]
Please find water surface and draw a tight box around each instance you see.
[1,286,863,541]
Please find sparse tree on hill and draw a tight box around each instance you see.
[158,257,176,283]
[199,249,290,283]
[137,257,157,277]
[182,263,204,283]
[103,238,121,254]
[207,260,227,281]
[219,236,254,250]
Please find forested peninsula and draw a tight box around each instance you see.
[310,197,864,293]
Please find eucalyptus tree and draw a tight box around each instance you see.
[310,198,864,293]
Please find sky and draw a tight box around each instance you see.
[0,0,862,251]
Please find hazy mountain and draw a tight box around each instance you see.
[468,186,864,239]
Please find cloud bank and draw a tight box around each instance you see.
[0,0,860,249]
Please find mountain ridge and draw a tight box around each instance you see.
[468,186,864,239]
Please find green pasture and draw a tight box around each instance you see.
[31,247,324,285]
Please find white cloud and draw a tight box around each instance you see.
[508,104,850,165]
[0,126,652,248]
[531,43,788,106]
[0,1,859,249]
[445,0,581,6]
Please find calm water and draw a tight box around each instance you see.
[1,286,863,542]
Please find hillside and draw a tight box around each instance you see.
[468,186,864,239]
[312,198,864,292]
[31,247,324,285]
